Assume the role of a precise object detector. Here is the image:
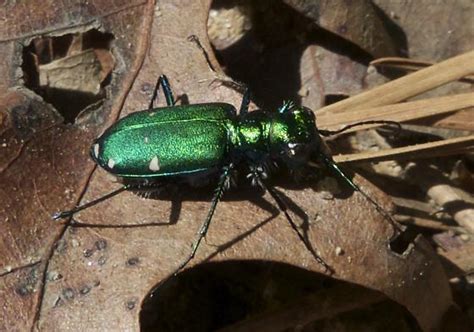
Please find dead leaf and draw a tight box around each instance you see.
[0,1,465,331]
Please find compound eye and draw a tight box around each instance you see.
[287,142,313,163]
[287,143,297,156]
[286,143,305,157]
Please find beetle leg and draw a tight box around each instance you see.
[52,185,130,220]
[187,35,216,73]
[319,152,402,232]
[174,165,232,274]
[52,183,164,221]
[148,75,175,109]
[250,166,333,273]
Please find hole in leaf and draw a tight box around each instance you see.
[389,227,419,255]
[21,29,115,124]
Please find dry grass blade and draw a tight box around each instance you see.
[319,50,474,165]
[371,57,474,84]
[333,134,474,164]
[394,215,466,234]
[318,50,474,114]
[318,92,474,131]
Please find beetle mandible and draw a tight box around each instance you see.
[53,75,400,273]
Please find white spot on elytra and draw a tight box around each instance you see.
[144,136,149,144]
[93,144,100,158]
[149,156,160,172]
[108,158,116,169]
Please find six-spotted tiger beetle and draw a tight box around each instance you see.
[53,74,401,274]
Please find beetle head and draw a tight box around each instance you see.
[270,105,321,167]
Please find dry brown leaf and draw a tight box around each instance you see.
[318,50,474,115]
[318,92,474,131]
[373,0,474,61]
[284,0,399,58]
[0,1,464,331]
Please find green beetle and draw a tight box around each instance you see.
[54,75,400,273]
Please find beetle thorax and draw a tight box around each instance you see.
[233,111,271,155]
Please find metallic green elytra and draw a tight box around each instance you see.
[54,75,400,275]
[91,103,236,177]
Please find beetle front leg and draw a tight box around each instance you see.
[318,153,401,232]
[173,165,232,275]
[249,165,333,273]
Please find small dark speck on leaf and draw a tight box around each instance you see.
[15,285,32,297]
[95,239,107,251]
[47,271,63,281]
[80,285,91,295]
[62,288,75,300]
[126,298,137,310]
[53,296,63,308]
[98,256,107,266]
[126,257,140,266]
[83,248,94,257]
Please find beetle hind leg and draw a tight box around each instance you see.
[52,185,130,220]
[52,182,168,221]
[148,75,175,109]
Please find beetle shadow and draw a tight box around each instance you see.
[69,169,353,273]
[202,186,333,273]
[174,93,189,106]
[68,183,284,230]
[147,168,342,272]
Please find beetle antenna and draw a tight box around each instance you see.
[316,153,402,232]
[319,120,401,136]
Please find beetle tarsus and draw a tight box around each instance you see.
[51,185,130,221]
[52,211,72,220]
